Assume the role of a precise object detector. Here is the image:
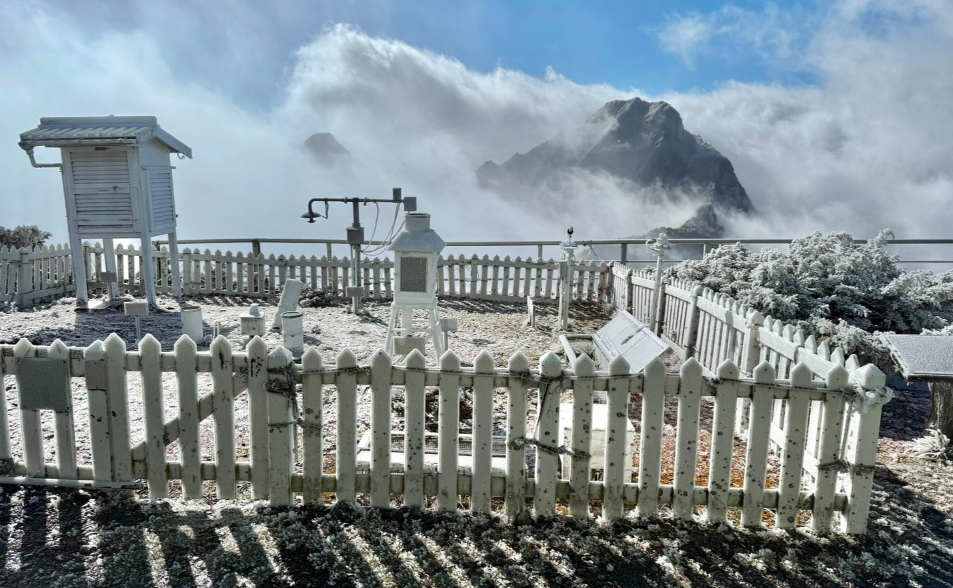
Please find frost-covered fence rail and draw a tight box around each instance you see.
[0,335,887,533]
[0,245,75,309]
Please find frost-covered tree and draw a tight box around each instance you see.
[0,225,52,250]
[667,230,953,367]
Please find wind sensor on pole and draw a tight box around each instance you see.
[301,188,417,313]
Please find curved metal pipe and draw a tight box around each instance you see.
[22,146,61,169]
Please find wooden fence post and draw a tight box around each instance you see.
[84,340,112,482]
[174,334,202,499]
[603,355,631,521]
[104,334,132,485]
[246,337,270,499]
[370,350,393,508]
[838,364,888,534]
[16,248,32,308]
[139,334,167,500]
[569,354,595,519]
[654,279,668,337]
[682,285,703,360]
[301,348,324,504]
[13,339,43,476]
[673,357,703,520]
[505,352,529,517]
[182,248,193,295]
[211,336,237,499]
[471,351,495,514]
[267,346,294,506]
[534,351,563,515]
[438,350,461,512]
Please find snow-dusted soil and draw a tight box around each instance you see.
[1,296,952,587]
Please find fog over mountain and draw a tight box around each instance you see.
[477,97,754,238]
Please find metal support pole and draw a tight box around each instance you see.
[620,243,628,266]
[647,234,670,334]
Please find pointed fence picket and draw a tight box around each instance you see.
[0,334,887,533]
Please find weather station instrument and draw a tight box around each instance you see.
[301,188,417,313]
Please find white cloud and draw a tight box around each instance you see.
[1,0,953,264]
[656,4,808,69]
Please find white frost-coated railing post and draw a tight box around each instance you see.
[742,361,776,527]
[673,357,703,520]
[104,334,132,485]
[370,350,393,508]
[84,340,112,482]
[603,355,631,521]
[403,350,427,507]
[335,349,358,503]
[438,351,461,512]
[534,351,563,515]
[301,348,324,505]
[569,354,595,519]
[505,352,529,517]
[139,334,167,500]
[812,365,848,532]
[246,337,270,499]
[736,310,765,437]
[838,364,888,534]
[211,336,237,499]
[708,360,740,523]
[637,357,667,518]
[267,346,294,506]
[471,350,495,514]
[174,334,202,499]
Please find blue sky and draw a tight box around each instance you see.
[40,0,816,111]
[2,0,953,244]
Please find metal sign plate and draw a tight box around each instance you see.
[15,357,71,412]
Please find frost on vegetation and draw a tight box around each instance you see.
[667,230,953,368]
[911,428,953,460]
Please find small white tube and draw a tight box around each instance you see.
[181,306,204,343]
[282,311,304,357]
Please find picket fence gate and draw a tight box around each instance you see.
[0,332,886,533]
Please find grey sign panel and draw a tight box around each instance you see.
[593,312,671,374]
[15,357,71,412]
[884,334,953,380]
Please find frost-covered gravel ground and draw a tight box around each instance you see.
[1,295,952,587]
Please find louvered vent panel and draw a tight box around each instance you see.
[68,150,135,234]
[149,168,175,230]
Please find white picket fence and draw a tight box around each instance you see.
[0,332,887,533]
[80,243,612,303]
[0,245,75,309]
[609,265,890,525]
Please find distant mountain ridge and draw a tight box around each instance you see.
[477,97,755,237]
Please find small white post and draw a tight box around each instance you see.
[646,234,670,334]
[103,238,119,299]
[140,236,157,305]
[168,231,182,298]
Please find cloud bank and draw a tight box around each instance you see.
[1,0,952,259]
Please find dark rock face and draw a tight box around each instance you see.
[477,97,755,220]
[305,133,351,164]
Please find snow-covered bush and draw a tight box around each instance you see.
[666,230,953,367]
[0,224,51,249]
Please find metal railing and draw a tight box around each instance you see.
[154,237,953,267]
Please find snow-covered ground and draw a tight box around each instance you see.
[1,295,951,587]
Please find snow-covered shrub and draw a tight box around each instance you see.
[667,230,953,368]
[0,224,51,249]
